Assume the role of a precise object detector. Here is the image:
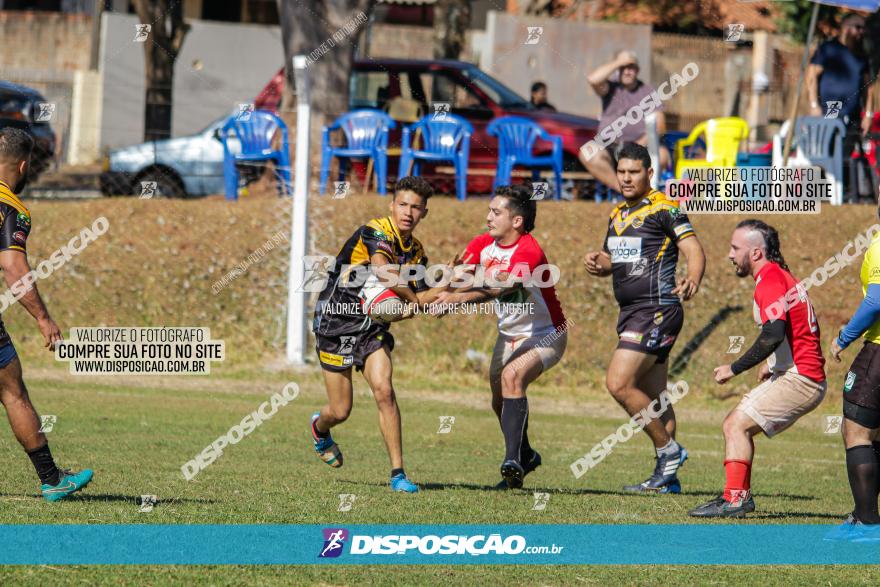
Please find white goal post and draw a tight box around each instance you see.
[286,55,311,365]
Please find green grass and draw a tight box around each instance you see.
[0,368,874,583]
[0,195,878,582]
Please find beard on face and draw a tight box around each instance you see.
[734,260,750,277]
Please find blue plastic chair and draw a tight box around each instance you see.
[487,116,563,199]
[320,109,396,196]
[398,114,473,201]
[221,110,291,200]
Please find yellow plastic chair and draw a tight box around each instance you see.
[675,117,750,178]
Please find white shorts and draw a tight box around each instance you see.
[736,371,827,437]
[489,331,567,381]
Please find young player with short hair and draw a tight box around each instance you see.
[309,176,444,493]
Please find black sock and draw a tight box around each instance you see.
[846,445,880,524]
[501,398,529,463]
[872,441,880,498]
[520,416,534,462]
[27,444,60,486]
[391,468,405,478]
[312,418,329,440]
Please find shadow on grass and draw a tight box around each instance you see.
[0,492,216,505]
[669,305,746,379]
[336,479,816,501]
[748,511,842,521]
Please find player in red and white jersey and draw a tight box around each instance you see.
[432,185,567,489]
[690,219,826,518]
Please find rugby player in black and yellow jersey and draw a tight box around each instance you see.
[0,128,93,501]
[310,176,448,493]
[584,142,705,494]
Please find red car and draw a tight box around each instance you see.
[255,59,598,196]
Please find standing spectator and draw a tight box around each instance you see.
[530,82,557,112]
[580,51,669,192]
[807,13,874,162]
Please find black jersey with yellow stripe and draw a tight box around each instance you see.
[602,189,695,308]
[0,181,32,346]
[313,217,429,337]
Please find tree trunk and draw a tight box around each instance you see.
[132,0,190,142]
[277,0,375,165]
[433,0,471,60]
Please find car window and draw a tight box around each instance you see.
[418,72,487,113]
[350,71,392,110]
[460,67,531,109]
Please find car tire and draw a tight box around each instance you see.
[132,168,186,198]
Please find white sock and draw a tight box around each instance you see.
[656,439,680,458]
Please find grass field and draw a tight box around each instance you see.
[0,193,878,583]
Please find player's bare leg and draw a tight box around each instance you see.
[0,355,93,500]
[579,148,619,194]
[689,409,761,518]
[608,349,687,493]
[640,361,676,440]
[316,369,353,431]
[310,368,351,468]
[0,357,46,451]
[606,349,670,447]
[362,346,416,492]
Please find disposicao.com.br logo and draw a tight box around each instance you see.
[319,528,563,557]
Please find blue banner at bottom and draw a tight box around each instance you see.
[1,524,879,565]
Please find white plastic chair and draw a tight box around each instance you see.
[772,117,846,205]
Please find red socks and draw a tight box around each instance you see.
[723,459,752,502]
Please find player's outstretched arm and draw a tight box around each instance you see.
[714,320,786,384]
[672,236,705,301]
[831,283,880,362]
[0,250,62,350]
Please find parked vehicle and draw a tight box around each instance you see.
[100,114,245,197]
[256,59,599,195]
[0,80,57,179]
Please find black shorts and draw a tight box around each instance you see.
[843,341,880,411]
[616,304,683,364]
[314,325,394,373]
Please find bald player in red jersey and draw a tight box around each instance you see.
[690,219,826,518]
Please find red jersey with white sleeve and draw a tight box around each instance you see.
[464,232,566,338]
[752,262,825,382]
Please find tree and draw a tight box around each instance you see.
[277,0,375,140]
[434,0,471,60]
[132,0,190,142]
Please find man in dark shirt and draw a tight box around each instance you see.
[530,82,557,112]
[0,128,93,501]
[584,143,705,494]
[808,14,873,150]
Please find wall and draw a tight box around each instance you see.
[482,11,652,119]
[100,12,284,150]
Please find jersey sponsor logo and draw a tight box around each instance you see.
[844,370,856,392]
[338,336,356,355]
[12,230,26,244]
[319,351,353,367]
[673,223,693,237]
[15,212,30,231]
[660,334,677,347]
[631,216,644,229]
[607,237,642,263]
[653,311,664,325]
[620,330,643,343]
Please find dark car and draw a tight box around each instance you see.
[256,59,598,195]
[0,81,56,178]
